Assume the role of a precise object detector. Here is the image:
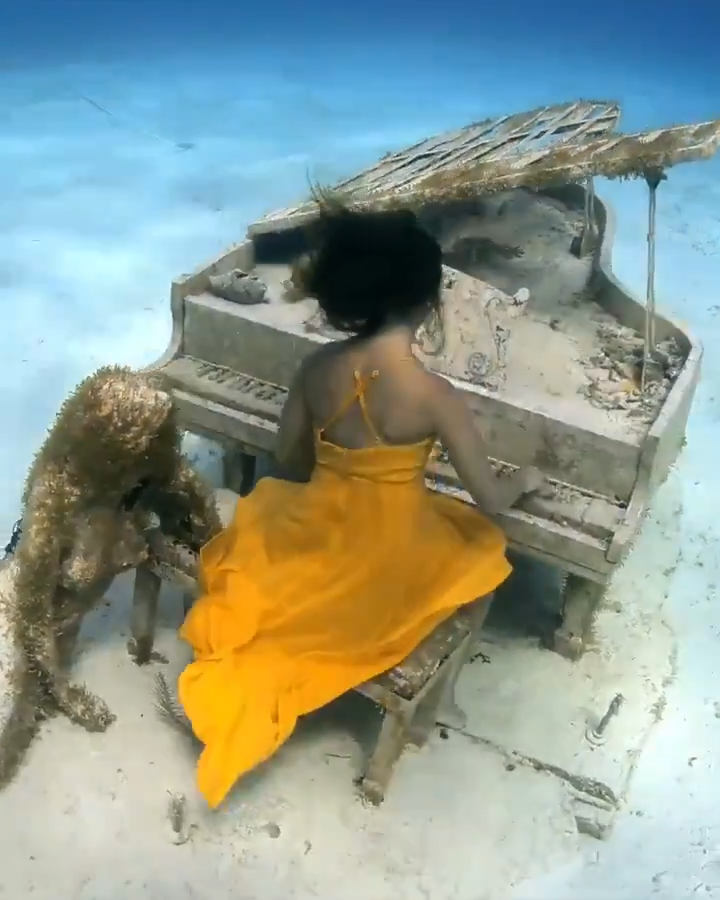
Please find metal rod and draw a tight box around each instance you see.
[578,177,597,258]
[584,178,591,229]
[585,692,625,746]
[641,169,664,393]
[586,177,596,233]
[594,692,624,738]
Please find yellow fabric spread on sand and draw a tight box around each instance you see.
[179,435,511,808]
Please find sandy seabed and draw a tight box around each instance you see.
[1,54,720,899]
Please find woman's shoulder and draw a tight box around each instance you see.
[398,356,453,395]
[295,339,354,394]
[301,339,352,376]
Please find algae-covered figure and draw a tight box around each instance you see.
[1,504,155,786]
[0,555,38,788]
[1,365,222,773]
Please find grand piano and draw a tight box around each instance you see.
[145,99,711,659]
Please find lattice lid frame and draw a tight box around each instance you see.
[249,99,622,236]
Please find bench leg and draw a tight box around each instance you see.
[408,671,448,748]
[128,563,162,665]
[436,592,495,730]
[548,574,605,661]
[360,707,412,806]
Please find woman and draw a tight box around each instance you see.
[179,200,544,808]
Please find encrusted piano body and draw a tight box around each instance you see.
[147,100,711,659]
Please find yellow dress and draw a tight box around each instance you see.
[179,370,512,808]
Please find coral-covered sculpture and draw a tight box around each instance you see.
[0,366,221,786]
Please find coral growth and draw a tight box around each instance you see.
[0,366,221,787]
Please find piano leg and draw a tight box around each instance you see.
[549,573,606,661]
[222,446,256,496]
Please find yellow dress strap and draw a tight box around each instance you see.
[317,369,382,443]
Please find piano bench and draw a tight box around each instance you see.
[128,490,493,804]
[353,596,492,805]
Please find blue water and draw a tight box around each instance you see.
[1,1,719,895]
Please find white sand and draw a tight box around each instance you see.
[0,442,685,898]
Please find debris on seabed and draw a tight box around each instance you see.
[167,791,193,845]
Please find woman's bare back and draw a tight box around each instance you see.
[302,335,438,449]
[277,329,545,514]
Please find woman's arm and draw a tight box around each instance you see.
[428,374,544,516]
[275,361,316,482]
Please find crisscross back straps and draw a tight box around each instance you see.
[317,369,382,443]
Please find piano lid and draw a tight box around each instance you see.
[365,118,720,209]
[248,98,621,236]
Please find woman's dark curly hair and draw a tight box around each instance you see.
[299,194,443,337]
